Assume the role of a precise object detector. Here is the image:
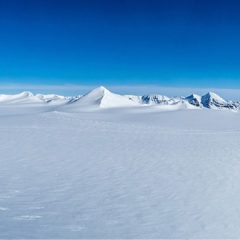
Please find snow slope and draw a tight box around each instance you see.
[66,86,139,109]
[1,105,240,238]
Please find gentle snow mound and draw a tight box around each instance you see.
[0,92,69,104]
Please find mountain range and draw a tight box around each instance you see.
[0,86,239,111]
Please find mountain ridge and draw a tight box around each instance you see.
[0,86,239,111]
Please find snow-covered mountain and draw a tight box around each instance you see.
[141,95,170,105]
[0,86,239,111]
[185,94,202,107]
[139,91,240,110]
[200,92,238,110]
[0,91,70,104]
[66,86,138,109]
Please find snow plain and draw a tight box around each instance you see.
[1,92,240,238]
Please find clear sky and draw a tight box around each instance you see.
[0,0,240,94]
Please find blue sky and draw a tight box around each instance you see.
[0,0,240,95]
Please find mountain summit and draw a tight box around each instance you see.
[201,92,227,108]
[185,94,202,107]
[73,86,138,108]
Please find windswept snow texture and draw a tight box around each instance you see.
[1,102,240,238]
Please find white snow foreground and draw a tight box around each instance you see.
[1,107,240,238]
[1,87,240,238]
[0,86,239,111]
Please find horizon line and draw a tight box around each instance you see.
[0,84,240,100]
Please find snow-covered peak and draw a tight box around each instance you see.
[97,85,109,92]
[141,95,170,105]
[0,91,69,105]
[83,86,110,99]
[201,92,227,108]
[72,86,138,108]
[185,94,202,107]
[35,94,69,104]
[187,93,201,99]
[0,91,35,103]
[204,92,226,103]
